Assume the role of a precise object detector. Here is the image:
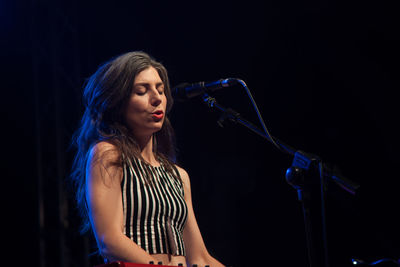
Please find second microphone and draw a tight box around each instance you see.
[172,78,238,101]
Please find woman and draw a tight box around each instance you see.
[71,51,224,267]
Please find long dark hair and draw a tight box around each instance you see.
[70,51,177,233]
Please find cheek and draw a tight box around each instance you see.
[125,99,147,123]
[127,98,148,112]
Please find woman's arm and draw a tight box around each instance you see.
[176,166,225,267]
[86,142,158,264]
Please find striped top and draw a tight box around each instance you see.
[121,157,188,256]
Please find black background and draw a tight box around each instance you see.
[1,1,399,266]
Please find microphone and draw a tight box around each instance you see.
[172,78,238,101]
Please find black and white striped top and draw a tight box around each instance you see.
[121,157,188,256]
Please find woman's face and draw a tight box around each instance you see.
[125,66,167,138]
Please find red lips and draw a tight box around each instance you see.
[151,110,164,120]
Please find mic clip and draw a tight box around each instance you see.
[202,93,241,128]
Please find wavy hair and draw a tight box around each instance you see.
[70,51,177,233]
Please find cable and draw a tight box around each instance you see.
[235,79,285,153]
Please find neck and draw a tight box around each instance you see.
[136,134,158,166]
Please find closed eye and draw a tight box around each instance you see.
[133,82,164,95]
[157,85,165,95]
[133,86,147,95]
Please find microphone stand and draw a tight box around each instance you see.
[202,93,360,267]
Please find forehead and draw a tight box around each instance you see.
[134,66,163,84]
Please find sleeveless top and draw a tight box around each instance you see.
[121,157,188,256]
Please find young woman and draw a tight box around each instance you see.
[70,51,224,267]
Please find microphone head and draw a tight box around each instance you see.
[172,78,239,101]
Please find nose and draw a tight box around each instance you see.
[150,89,162,107]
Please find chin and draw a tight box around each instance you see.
[149,123,164,134]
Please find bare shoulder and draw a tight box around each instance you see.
[87,141,123,185]
[175,164,190,185]
[90,141,118,157]
[89,141,120,166]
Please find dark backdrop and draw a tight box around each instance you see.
[2,1,399,267]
